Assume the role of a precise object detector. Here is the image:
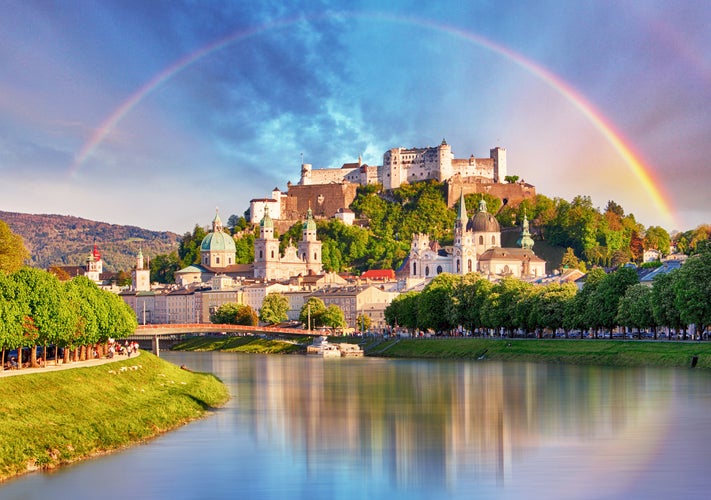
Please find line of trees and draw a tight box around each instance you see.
[385,247,711,339]
[0,268,138,370]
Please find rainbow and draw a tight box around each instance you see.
[70,11,676,227]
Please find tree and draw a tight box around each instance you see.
[356,313,372,333]
[321,305,346,329]
[178,224,208,266]
[0,272,25,369]
[0,220,29,273]
[299,297,327,330]
[417,273,460,333]
[588,267,639,337]
[504,175,520,183]
[385,291,419,330]
[561,247,585,271]
[150,252,181,284]
[529,283,577,338]
[674,249,711,339]
[651,270,682,339]
[259,293,289,325]
[449,273,492,333]
[616,283,654,338]
[211,303,258,326]
[644,226,671,256]
[12,268,70,367]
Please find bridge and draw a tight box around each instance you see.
[128,323,317,356]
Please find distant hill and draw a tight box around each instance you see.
[0,211,181,272]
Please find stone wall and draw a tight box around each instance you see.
[447,176,536,208]
[282,183,359,220]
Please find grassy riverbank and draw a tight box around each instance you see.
[0,352,229,482]
[373,338,711,368]
[173,335,308,354]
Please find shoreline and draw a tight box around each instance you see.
[0,352,229,483]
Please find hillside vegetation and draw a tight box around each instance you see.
[0,211,180,271]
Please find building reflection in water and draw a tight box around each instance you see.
[204,354,675,492]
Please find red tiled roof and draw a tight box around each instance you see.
[360,269,395,280]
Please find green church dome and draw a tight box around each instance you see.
[200,210,236,253]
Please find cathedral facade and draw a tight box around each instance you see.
[408,194,545,280]
[253,206,323,281]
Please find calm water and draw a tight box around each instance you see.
[3,352,711,499]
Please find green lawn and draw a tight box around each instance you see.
[0,352,229,482]
[377,338,711,368]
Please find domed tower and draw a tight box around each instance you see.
[516,211,535,250]
[468,199,501,254]
[200,210,237,268]
[297,206,322,275]
[254,206,281,280]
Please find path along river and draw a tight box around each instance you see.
[2,351,711,499]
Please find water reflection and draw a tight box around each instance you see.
[171,353,692,498]
[3,352,710,500]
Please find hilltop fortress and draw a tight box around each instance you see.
[250,140,535,228]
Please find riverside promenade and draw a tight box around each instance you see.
[0,350,141,378]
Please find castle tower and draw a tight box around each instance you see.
[132,248,151,292]
[490,147,507,183]
[299,163,313,185]
[437,139,454,182]
[297,206,323,275]
[254,206,281,280]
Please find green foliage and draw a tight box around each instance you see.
[0,219,29,273]
[356,313,372,332]
[416,273,460,332]
[321,304,346,328]
[259,293,289,325]
[504,175,519,183]
[674,250,711,331]
[616,283,654,333]
[299,297,327,329]
[150,251,181,284]
[644,226,671,255]
[210,303,258,326]
[178,224,208,266]
[384,291,419,329]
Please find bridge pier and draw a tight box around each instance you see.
[152,335,160,357]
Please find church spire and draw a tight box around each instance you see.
[457,189,467,222]
[517,210,534,250]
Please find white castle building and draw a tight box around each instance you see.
[408,193,545,280]
[298,140,506,191]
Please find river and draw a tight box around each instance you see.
[2,352,711,499]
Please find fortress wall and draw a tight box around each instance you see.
[283,183,359,220]
[447,177,536,208]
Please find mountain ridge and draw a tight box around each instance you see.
[0,211,181,272]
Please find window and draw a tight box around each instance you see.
[425,266,430,277]
[436,265,443,274]
[413,262,417,275]
[479,236,484,245]
[492,236,496,245]
[259,250,263,259]
[456,260,460,272]
[468,259,472,272]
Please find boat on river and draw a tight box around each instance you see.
[306,336,363,358]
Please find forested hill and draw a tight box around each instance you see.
[0,211,180,272]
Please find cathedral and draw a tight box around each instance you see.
[254,205,323,280]
[408,193,545,280]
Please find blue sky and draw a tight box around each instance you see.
[1,0,709,234]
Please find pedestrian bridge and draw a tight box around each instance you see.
[128,323,314,356]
